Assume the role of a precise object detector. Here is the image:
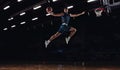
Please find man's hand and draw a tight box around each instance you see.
[49,12,54,15]
[81,11,85,15]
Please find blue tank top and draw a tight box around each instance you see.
[61,13,70,24]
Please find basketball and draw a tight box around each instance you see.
[46,7,53,13]
[95,8,104,12]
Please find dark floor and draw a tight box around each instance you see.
[0,64,120,70]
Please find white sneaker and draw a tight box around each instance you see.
[65,37,70,44]
[45,40,50,48]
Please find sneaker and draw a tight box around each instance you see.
[65,37,70,44]
[45,40,49,48]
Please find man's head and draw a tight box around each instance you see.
[64,8,68,13]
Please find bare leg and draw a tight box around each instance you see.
[69,27,77,38]
[65,27,77,44]
[49,32,61,41]
[45,32,61,48]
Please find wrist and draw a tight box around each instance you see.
[50,12,53,15]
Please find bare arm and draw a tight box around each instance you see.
[50,12,64,17]
[46,7,64,17]
[70,11,85,17]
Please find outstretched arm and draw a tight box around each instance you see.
[70,11,85,17]
[46,7,64,17]
[49,12,64,17]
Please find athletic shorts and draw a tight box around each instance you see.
[58,23,70,33]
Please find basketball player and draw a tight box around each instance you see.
[45,7,85,48]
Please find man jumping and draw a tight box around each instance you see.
[45,7,85,48]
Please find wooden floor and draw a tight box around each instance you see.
[0,64,119,70]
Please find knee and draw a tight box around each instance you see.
[70,27,77,32]
[74,28,77,32]
[53,34,57,37]
[72,28,77,32]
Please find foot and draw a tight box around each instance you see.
[65,37,71,44]
[45,40,50,48]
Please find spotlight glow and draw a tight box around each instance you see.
[11,25,16,28]
[32,17,38,21]
[4,5,10,10]
[17,0,22,2]
[3,28,8,30]
[20,12,26,16]
[33,5,41,10]
[52,0,58,2]
[8,17,14,21]
[46,13,51,16]
[67,6,74,9]
[87,0,96,3]
[20,21,26,24]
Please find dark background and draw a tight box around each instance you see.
[0,0,120,66]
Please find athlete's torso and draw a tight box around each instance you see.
[61,13,70,24]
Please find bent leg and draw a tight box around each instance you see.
[65,27,77,44]
[49,32,61,41]
[69,27,77,38]
[45,32,61,48]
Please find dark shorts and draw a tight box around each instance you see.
[58,25,70,33]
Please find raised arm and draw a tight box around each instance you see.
[70,11,85,17]
[46,7,64,17]
[49,12,64,17]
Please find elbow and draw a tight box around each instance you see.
[73,14,78,17]
[71,15,77,18]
